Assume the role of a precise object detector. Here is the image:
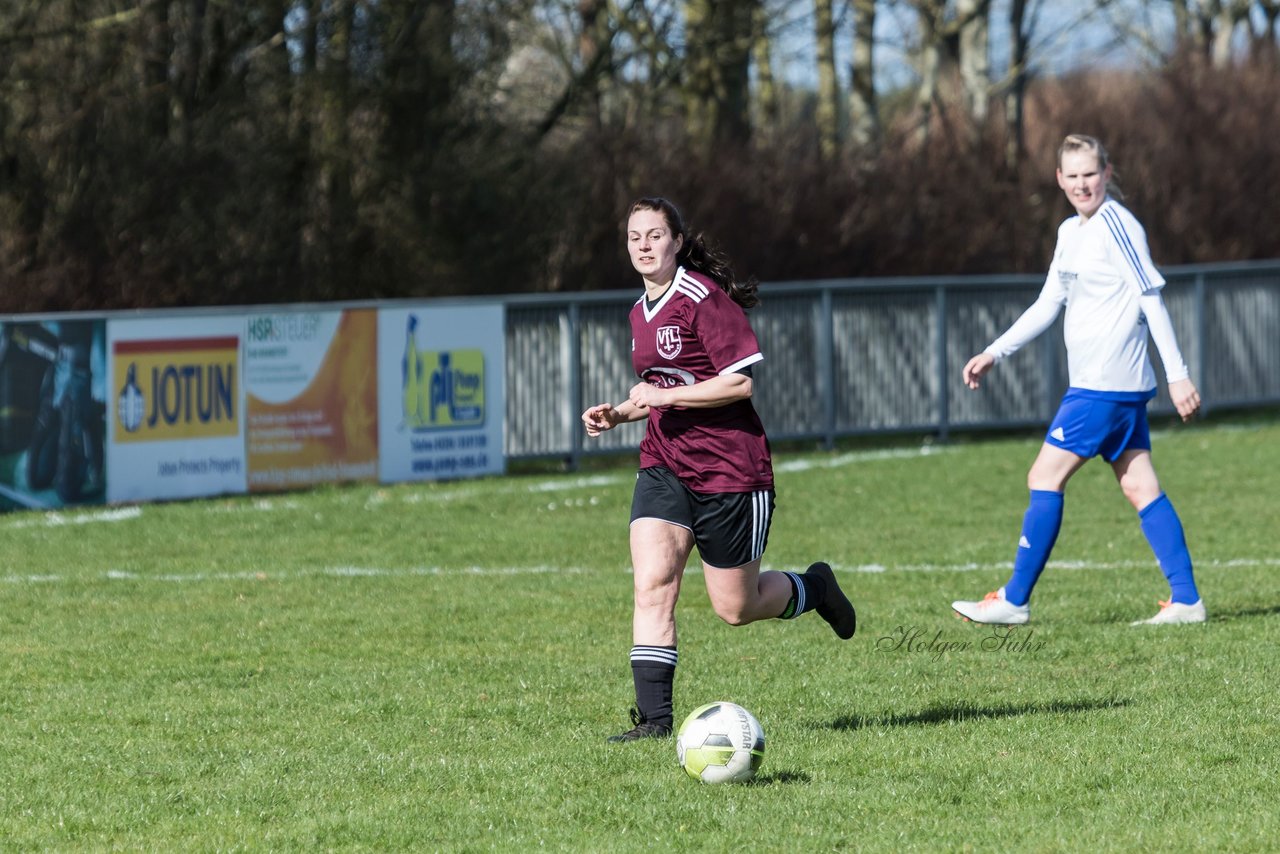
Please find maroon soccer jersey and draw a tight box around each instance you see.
[629,267,773,493]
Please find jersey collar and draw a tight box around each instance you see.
[641,266,687,323]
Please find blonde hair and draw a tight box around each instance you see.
[1058,134,1123,200]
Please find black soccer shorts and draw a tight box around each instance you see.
[629,466,775,569]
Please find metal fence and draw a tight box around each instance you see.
[504,259,1280,465]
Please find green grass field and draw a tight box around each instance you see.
[2,414,1278,851]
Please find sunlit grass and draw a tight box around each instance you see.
[1,414,1277,850]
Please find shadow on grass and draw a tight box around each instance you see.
[828,698,1131,732]
[1208,602,1280,621]
[749,770,812,786]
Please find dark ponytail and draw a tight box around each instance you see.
[626,197,760,309]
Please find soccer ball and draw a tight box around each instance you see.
[676,702,765,784]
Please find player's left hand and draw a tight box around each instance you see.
[628,382,667,410]
[1168,378,1201,422]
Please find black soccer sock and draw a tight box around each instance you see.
[778,570,825,619]
[629,645,677,726]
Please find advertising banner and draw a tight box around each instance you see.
[245,309,378,492]
[0,320,107,510]
[377,304,505,482]
[107,317,247,502]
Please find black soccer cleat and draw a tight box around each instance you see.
[807,561,857,640]
[606,707,673,743]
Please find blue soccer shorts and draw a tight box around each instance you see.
[1045,389,1152,462]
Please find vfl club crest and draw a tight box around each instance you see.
[656,326,682,360]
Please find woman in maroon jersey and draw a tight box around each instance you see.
[582,197,857,743]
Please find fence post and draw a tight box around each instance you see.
[1195,271,1208,415]
[936,284,950,442]
[819,287,836,449]
[563,303,582,470]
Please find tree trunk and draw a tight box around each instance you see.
[578,0,609,129]
[382,0,456,168]
[1257,0,1280,64]
[1170,0,1192,52]
[1211,1,1250,67]
[175,0,210,147]
[318,0,355,294]
[141,1,170,139]
[849,0,879,150]
[957,0,990,126]
[814,0,839,159]
[913,4,942,145]
[683,0,757,154]
[752,3,779,133]
[1004,0,1027,169]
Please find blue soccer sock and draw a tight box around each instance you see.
[1003,490,1065,606]
[1139,493,1200,605]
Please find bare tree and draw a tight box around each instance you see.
[907,0,989,144]
[752,2,780,132]
[1004,0,1029,168]
[683,0,759,153]
[957,0,991,125]
[1256,0,1280,62]
[850,0,880,149]
[1208,0,1249,64]
[814,0,839,158]
[381,1,457,160]
[577,0,610,127]
[1211,0,1253,66]
[1170,0,1255,65]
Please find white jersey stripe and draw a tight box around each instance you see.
[1100,207,1154,292]
[720,352,764,376]
[675,283,709,303]
[674,268,711,298]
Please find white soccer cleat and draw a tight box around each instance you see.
[1130,599,1206,626]
[951,586,1030,625]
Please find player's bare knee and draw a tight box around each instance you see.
[712,601,752,627]
[1125,485,1160,511]
[633,580,677,611]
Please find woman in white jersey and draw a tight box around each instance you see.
[582,197,857,743]
[951,135,1206,627]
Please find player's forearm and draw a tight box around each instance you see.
[662,373,753,408]
[612,400,648,423]
[986,295,1063,362]
[1139,293,1190,383]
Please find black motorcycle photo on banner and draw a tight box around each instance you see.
[0,320,107,511]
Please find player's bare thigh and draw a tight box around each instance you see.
[1027,442,1089,492]
[628,518,693,644]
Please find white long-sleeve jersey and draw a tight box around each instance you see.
[985,198,1189,396]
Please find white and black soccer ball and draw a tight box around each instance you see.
[676,701,765,784]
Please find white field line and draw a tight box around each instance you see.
[775,445,949,473]
[390,445,949,504]
[5,506,143,528]
[3,556,1277,585]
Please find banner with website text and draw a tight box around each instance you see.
[377,304,505,483]
[29,300,509,511]
[245,309,379,492]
